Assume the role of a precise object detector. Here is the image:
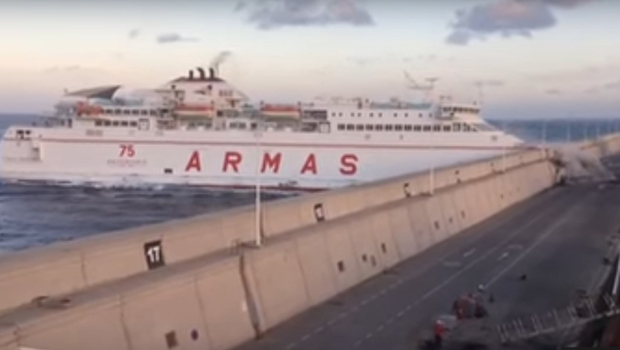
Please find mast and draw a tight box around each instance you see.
[403,71,438,103]
[254,111,263,247]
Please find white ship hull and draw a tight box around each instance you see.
[0,126,519,191]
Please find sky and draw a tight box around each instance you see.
[0,0,618,119]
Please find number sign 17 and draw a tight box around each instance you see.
[144,240,165,269]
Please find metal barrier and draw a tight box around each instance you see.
[497,293,619,344]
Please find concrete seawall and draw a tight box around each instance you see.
[1,135,619,350]
[0,148,551,313]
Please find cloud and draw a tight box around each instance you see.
[348,53,445,66]
[236,0,374,30]
[234,1,247,12]
[583,79,620,94]
[128,28,140,39]
[416,54,438,62]
[545,88,563,95]
[112,52,124,61]
[446,29,477,46]
[541,0,596,8]
[347,56,376,66]
[43,65,82,73]
[603,80,620,90]
[475,79,505,87]
[41,65,109,80]
[445,0,594,46]
[528,62,620,83]
[402,54,455,63]
[156,33,198,44]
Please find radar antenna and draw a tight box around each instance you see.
[403,70,439,102]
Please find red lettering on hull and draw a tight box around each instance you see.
[119,144,135,158]
[182,151,359,176]
[185,151,202,172]
[300,154,317,175]
[223,151,242,172]
[339,154,358,175]
[261,152,282,173]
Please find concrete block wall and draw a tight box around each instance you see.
[595,134,620,157]
[0,148,553,314]
[0,153,561,350]
[0,142,560,318]
[0,255,257,350]
[260,146,554,240]
[0,205,259,313]
[577,134,620,158]
[237,156,559,335]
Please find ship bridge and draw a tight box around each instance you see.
[438,102,483,120]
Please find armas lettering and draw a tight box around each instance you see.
[185,151,202,172]
[223,151,242,172]
[183,151,359,176]
[339,154,358,175]
[300,154,317,175]
[261,152,282,173]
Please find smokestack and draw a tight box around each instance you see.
[209,67,215,79]
[188,70,194,80]
[196,67,205,80]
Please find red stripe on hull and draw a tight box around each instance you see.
[2,137,537,151]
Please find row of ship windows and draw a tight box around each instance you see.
[101,109,164,116]
[332,112,432,118]
[94,120,139,127]
[336,123,478,132]
[443,107,479,114]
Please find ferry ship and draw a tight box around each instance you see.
[0,66,525,191]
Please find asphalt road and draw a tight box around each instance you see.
[234,156,620,350]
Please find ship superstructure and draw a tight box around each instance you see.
[0,65,524,191]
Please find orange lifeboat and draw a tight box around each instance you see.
[75,102,103,116]
[175,103,215,117]
[260,103,300,118]
[176,104,214,112]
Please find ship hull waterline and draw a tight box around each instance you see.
[0,128,528,192]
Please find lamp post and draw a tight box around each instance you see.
[541,119,547,158]
[582,122,587,142]
[429,163,435,195]
[502,119,507,172]
[429,147,435,195]
[254,114,263,248]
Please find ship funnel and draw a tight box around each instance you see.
[188,70,194,80]
[196,67,205,80]
[209,67,215,79]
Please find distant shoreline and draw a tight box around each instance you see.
[0,113,39,118]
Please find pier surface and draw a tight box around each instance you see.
[234,155,620,350]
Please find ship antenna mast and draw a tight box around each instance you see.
[474,81,484,106]
[403,70,438,103]
[424,77,439,102]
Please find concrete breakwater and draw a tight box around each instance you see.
[1,135,619,350]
